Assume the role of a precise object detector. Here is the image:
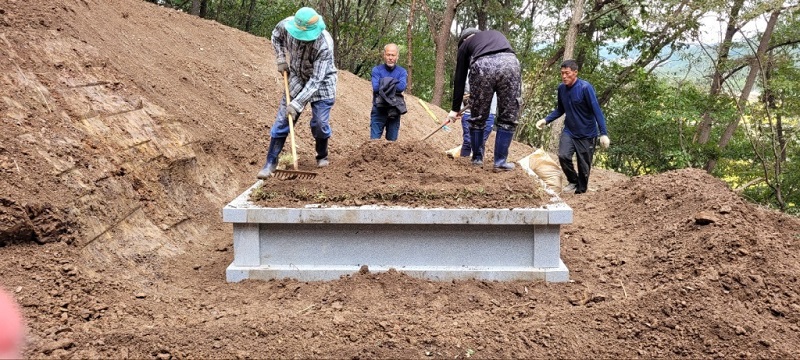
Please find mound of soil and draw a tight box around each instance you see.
[251,139,550,208]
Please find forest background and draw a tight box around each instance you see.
[145,0,799,215]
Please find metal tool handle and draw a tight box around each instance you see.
[419,107,469,141]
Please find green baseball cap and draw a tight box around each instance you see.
[286,7,326,42]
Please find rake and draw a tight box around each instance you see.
[419,107,468,141]
[273,71,318,180]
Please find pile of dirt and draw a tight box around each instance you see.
[251,139,550,208]
[1,1,799,358]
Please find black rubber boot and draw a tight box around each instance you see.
[470,129,485,166]
[493,129,515,172]
[256,137,286,179]
[315,137,329,168]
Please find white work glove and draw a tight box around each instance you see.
[599,135,610,149]
[535,119,547,130]
[447,110,460,123]
[286,104,299,120]
[276,61,289,74]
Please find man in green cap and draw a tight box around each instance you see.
[257,7,338,179]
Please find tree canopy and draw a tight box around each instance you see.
[146,0,800,214]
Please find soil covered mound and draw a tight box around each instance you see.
[251,139,550,208]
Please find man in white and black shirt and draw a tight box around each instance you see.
[258,7,338,179]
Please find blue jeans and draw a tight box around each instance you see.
[370,106,401,141]
[460,113,495,157]
[270,97,334,139]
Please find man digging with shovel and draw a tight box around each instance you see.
[257,7,338,179]
[449,28,521,172]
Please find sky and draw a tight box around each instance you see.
[696,12,771,45]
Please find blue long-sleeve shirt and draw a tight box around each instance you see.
[371,64,407,94]
[544,78,608,139]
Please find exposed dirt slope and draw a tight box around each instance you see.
[1,1,799,358]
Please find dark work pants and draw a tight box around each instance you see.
[558,132,596,194]
[468,53,521,132]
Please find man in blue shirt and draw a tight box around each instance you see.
[370,43,408,141]
[536,59,610,194]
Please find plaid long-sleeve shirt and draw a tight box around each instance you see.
[272,19,338,112]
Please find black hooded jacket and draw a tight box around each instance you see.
[374,77,407,118]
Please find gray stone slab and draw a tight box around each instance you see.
[257,224,535,268]
[223,175,573,283]
[226,263,570,282]
[223,181,568,225]
[232,223,260,266]
[533,225,561,268]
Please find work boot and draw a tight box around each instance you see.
[315,137,329,168]
[460,135,472,158]
[469,129,484,166]
[492,129,516,172]
[256,137,286,179]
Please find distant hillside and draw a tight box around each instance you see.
[600,41,761,95]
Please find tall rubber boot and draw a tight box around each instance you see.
[470,129,485,166]
[315,137,329,167]
[493,129,515,172]
[256,137,286,179]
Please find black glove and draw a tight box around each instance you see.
[276,61,288,74]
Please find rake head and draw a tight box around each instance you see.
[272,169,317,180]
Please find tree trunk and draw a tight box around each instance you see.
[190,0,200,16]
[406,0,416,94]
[761,52,785,163]
[243,0,256,32]
[477,0,488,30]
[694,0,744,145]
[419,0,460,107]
[563,0,583,61]
[546,0,583,155]
[704,9,780,173]
[199,0,208,18]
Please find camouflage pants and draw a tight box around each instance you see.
[468,53,521,132]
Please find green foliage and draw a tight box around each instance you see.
[722,50,800,215]
[321,0,410,77]
[148,0,800,215]
[596,72,712,175]
[158,0,295,36]
[407,25,438,99]
[516,60,564,149]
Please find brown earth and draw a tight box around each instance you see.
[251,139,550,208]
[1,0,800,358]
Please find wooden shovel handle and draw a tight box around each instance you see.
[283,71,299,171]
